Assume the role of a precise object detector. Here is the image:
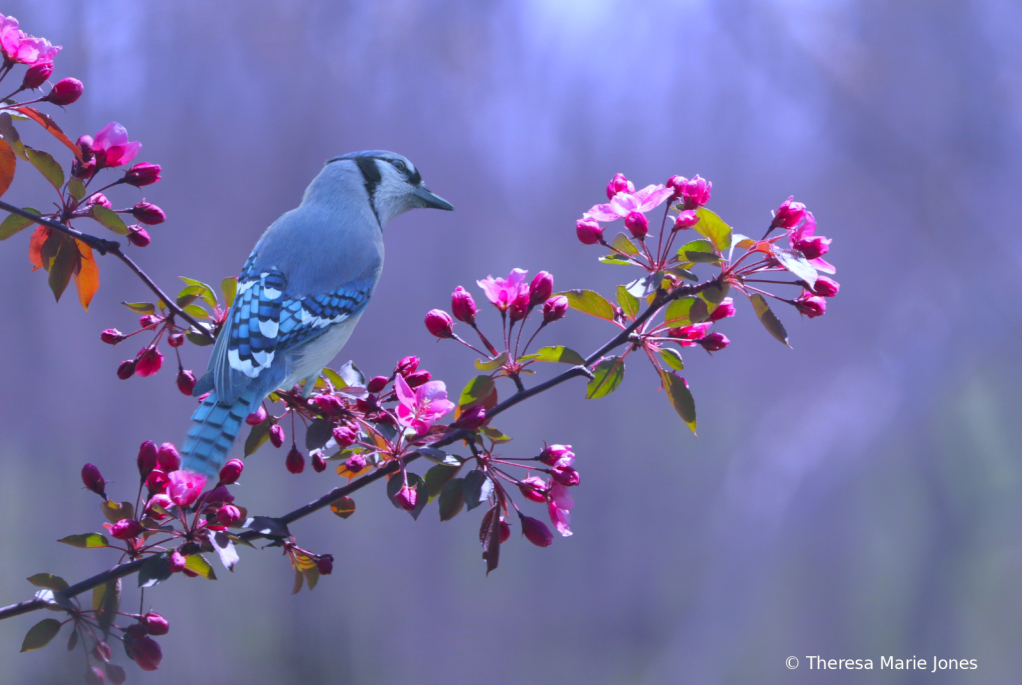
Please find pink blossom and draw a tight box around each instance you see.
[606,173,634,199]
[394,374,455,435]
[166,470,206,507]
[547,481,574,537]
[519,476,548,503]
[668,322,714,346]
[93,122,142,168]
[788,211,835,273]
[669,175,712,209]
[584,184,675,223]
[477,268,530,313]
[794,293,827,318]
[0,16,61,65]
[771,196,806,229]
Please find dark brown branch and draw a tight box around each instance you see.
[0,200,214,340]
[0,274,721,621]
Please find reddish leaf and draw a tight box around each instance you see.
[28,226,48,271]
[0,137,15,197]
[479,505,501,575]
[74,241,99,310]
[13,107,83,161]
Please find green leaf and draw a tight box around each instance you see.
[438,478,465,521]
[178,277,218,307]
[660,370,697,434]
[750,293,791,347]
[67,177,86,201]
[424,463,462,501]
[184,553,217,580]
[611,232,639,255]
[519,345,586,365]
[0,112,28,160]
[187,328,215,346]
[25,146,63,190]
[138,553,173,588]
[616,285,639,319]
[677,238,720,263]
[100,500,134,525]
[47,238,76,302]
[20,618,61,652]
[0,207,39,240]
[26,573,68,592]
[221,277,238,308]
[321,367,347,388]
[330,496,356,519]
[183,303,208,319]
[668,265,699,282]
[479,425,512,443]
[58,533,109,549]
[244,419,274,456]
[586,356,625,399]
[664,297,696,327]
[462,470,493,511]
[123,301,156,315]
[772,246,818,288]
[700,280,731,306]
[693,207,732,253]
[459,375,497,410]
[418,447,462,466]
[305,419,333,450]
[474,351,508,371]
[89,205,129,236]
[92,579,120,637]
[559,289,616,321]
[659,347,685,371]
[599,253,635,266]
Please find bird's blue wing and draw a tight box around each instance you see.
[276,278,376,350]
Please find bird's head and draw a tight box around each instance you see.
[326,150,453,226]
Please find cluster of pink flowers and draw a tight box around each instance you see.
[0,13,82,104]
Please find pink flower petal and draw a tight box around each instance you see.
[635,185,674,212]
[550,481,574,510]
[394,373,415,406]
[586,203,625,222]
[547,500,572,536]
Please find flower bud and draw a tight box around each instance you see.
[42,77,83,106]
[551,465,580,487]
[333,424,357,448]
[405,370,431,388]
[125,624,147,640]
[794,294,827,318]
[624,211,649,239]
[157,443,181,472]
[519,476,548,503]
[499,519,511,543]
[673,210,699,230]
[176,369,196,396]
[144,494,173,520]
[606,172,634,199]
[85,666,106,685]
[92,642,112,663]
[219,458,244,485]
[451,286,477,324]
[771,196,806,229]
[395,355,419,376]
[344,453,367,474]
[576,217,603,245]
[72,157,96,180]
[145,469,168,495]
[139,314,159,329]
[673,174,712,209]
[217,504,243,526]
[135,347,163,377]
[105,663,126,685]
[708,297,736,321]
[76,135,95,162]
[22,61,52,90]
[127,634,162,671]
[137,441,158,478]
[453,404,486,430]
[509,292,531,323]
[313,394,345,415]
[812,275,839,297]
[542,295,569,323]
[131,201,166,225]
[100,328,125,345]
[520,514,553,547]
[127,225,151,247]
[793,235,830,260]
[529,271,553,305]
[166,332,184,348]
[81,463,106,497]
[425,309,455,338]
[123,162,161,187]
[116,360,136,380]
[538,444,574,467]
[204,484,234,505]
[269,424,285,448]
[395,483,417,511]
[366,376,388,393]
[698,332,730,352]
[110,518,144,540]
[317,555,334,575]
[142,612,169,636]
[285,446,305,474]
[169,551,187,573]
[167,470,205,507]
[245,405,267,426]
[311,450,327,473]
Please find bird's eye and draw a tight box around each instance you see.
[392,159,407,173]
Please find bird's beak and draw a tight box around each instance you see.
[414,184,454,211]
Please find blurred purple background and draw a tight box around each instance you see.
[2,1,1021,683]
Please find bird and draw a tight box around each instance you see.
[180,151,453,477]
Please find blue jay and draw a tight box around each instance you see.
[180,151,453,477]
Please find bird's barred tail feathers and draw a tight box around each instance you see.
[181,390,258,477]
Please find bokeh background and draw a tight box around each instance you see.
[1,1,1020,683]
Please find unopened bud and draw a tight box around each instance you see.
[81,463,106,497]
[698,332,730,353]
[167,332,185,347]
[551,465,580,487]
[425,309,454,338]
[606,172,634,199]
[794,294,826,318]
[127,634,162,671]
[812,275,839,297]
[216,504,243,526]
[538,444,574,466]
[169,551,187,573]
[76,135,95,162]
[137,441,158,479]
[269,424,285,448]
[42,77,83,106]
[395,483,417,511]
[344,453,367,474]
[110,518,144,540]
[157,443,181,472]
[454,404,486,430]
[332,424,357,448]
[671,174,712,209]
[285,446,305,474]
[176,369,196,396]
[543,295,569,323]
[529,271,554,305]
[219,458,244,485]
[100,328,125,345]
[451,286,477,324]
[313,394,345,415]
[793,236,831,260]
[509,292,530,323]
[405,370,431,388]
[142,612,169,636]
[131,201,166,225]
[625,211,648,239]
[127,225,150,247]
[366,376,388,393]
[317,555,334,575]
[520,514,554,547]
[576,217,603,245]
[771,196,806,229]
[673,210,699,230]
[116,360,136,380]
[245,405,267,425]
[519,476,548,503]
[85,666,106,685]
[311,451,327,473]
[22,61,53,90]
[135,347,163,377]
[708,297,736,321]
[395,355,419,376]
[123,162,161,187]
[105,663,126,685]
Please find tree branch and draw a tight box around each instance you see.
[0,200,215,341]
[0,274,721,621]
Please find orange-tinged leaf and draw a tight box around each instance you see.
[28,226,49,271]
[74,241,99,310]
[0,137,15,197]
[48,237,78,302]
[13,107,83,161]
